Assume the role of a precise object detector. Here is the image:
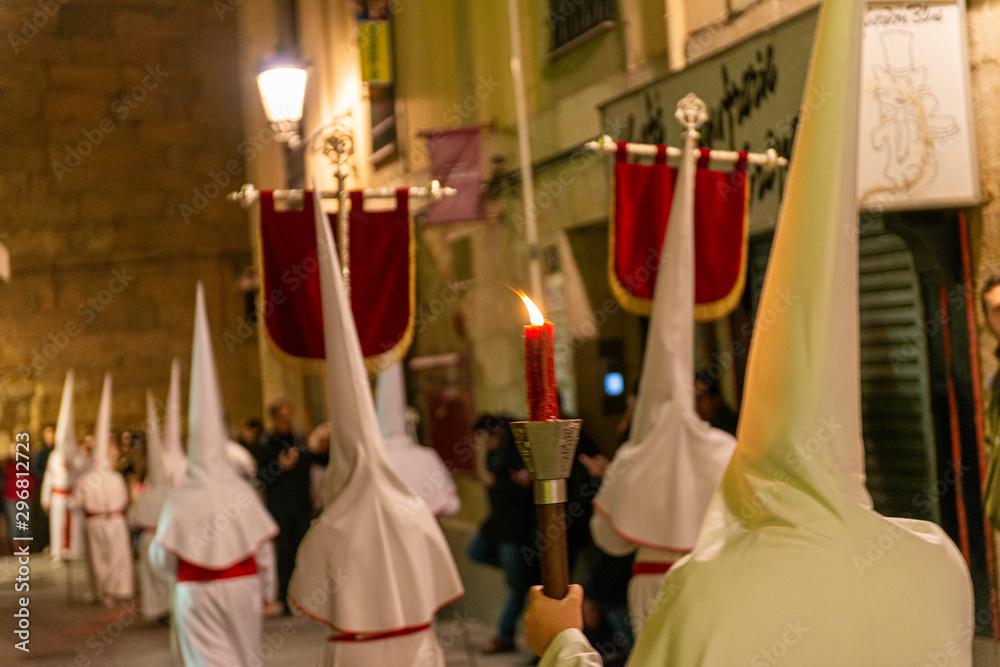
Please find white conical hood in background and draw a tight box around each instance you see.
[185,284,233,483]
[376,361,410,446]
[628,1,973,663]
[632,128,696,430]
[127,392,171,529]
[592,109,736,552]
[92,373,113,471]
[44,369,80,560]
[288,189,463,634]
[75,372,128,514]
[144,391,166,488]
[54,370,78,463]
[162,357,187,486]
[153,283,277,568]
[312,191,381,502]
[376,362,460,516]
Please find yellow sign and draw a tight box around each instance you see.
[359,21,392,83]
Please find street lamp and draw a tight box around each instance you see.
[256,55,307,147]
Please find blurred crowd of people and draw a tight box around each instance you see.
[0,397,327,617]
[0,369,740,662]
[465,371,739,665]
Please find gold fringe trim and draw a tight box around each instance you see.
[693,181,750,322]
[608,172,654,317]
[255,207,330,376]
[362,212,416,375]
[608,167,751,322]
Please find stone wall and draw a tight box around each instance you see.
[967,0,1000,385]
[0,0,261,442]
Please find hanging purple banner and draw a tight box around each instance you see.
[422,125,482,224]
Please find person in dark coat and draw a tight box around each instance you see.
[31,423,55,551]
[467,414,540,654]
[257,398,312,613]
[694,371,739,436]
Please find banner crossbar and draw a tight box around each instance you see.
[226,180,457,209]
[586,134,789,169]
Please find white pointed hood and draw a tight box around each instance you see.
[186,284,235,483]
[43,369,79,519]
[75,373,128,513]
[127,392,171,530]
[55,370,78,463]
[288,189,463,634]
[376,362,460,516]
[592,109,737,552]
[92,373,114,472]
[145,391,167,487]
[629,2,973,663]
[46,370,79,490]
[153,283,277,568]
[162,357,188,486]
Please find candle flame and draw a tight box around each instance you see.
[516,290,545,326]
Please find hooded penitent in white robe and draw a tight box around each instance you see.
[226,439,258,481]
[162,357,188,487]
[150,284,279,666]
[376,362,460,516]
[539,1,973,664]
[41,370,86,562]
[127,392,173,620]
[590,95,736,634]
[287,190,464,666]
[75,373,134,603]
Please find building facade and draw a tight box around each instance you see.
[0,0,261,440]
[233,0,1000,633]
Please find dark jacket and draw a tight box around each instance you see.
[483,425,536,546]
[257,429,313,517]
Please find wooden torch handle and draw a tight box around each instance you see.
[536,502,569,600]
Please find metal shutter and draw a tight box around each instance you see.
[858,223,938,522]
[745,220,938,521]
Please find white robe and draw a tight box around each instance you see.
[136,528,170,619]
[589,510,681,637]
[376,363,461,517]
[539,630,602,667]
[40,451,85,561]
[150,540,275,667]
[319,627,444,667]
[75,467,133,600]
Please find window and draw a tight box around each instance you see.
[355,2,398,164]
[548,0,617,57]
[369,83,397,164]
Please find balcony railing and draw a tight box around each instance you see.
[548,0,617,56]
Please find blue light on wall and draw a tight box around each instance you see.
[604,372,624,396]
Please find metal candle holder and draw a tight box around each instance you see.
[510,419,582,600]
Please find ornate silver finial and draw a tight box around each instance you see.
[320,115,355,179]
[675,93,708,131]
[299,112,355,178]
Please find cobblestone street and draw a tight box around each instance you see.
[0,523,540,666]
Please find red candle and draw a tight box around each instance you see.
[520,293,559,422]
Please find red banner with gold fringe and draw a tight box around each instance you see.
[258,190,414,373]
[609,145,749,320]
